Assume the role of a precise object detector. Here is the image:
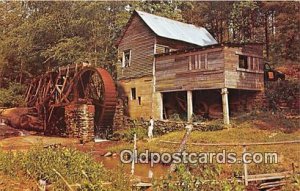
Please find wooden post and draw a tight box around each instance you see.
[169,124,193,172]
[131,133,137,175]
[187,90,193,122]
[221,88,230,125]
[243,145,249,187]
[160,93,164,120]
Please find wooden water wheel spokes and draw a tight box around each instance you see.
[75,67,117,138]
[76,69,105,105]
[25,65,117,138]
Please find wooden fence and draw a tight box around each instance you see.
[160,139,300,188]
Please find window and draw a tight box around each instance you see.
[238,55,263,71]
[131,88,136,100]
[164,47,170,53]
[200,54,207,69]
[249,57,254,70]
[138,96,141,105]
[252,58,259,70]
[258,59,263,70]
[156,44,173,54]
[189,54,207,70]
[122,50,131,67]
[238,55,248,69]
[190,55,196,70]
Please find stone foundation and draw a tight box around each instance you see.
[65,104,95,142]
[121,118,223,135]
[113,99,126,131]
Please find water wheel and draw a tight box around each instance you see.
[75,67,117,138]
[24,65,117,138]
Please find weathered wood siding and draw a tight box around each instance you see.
[155,45,264,92]
[155,37,198,54]
[155,48,225,92]
[224,45,264,90]
[117,15,156,80]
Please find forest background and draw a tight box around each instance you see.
[0,1,299,106]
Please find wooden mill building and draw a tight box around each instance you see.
[116,10,264,124]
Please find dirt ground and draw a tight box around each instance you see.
[0,124,22,139]
[0,173,36,191]
[0,123,124,156]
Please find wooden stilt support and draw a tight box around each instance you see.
[221,88,230,125]
[160,93,164,120]
[187,90,193,122]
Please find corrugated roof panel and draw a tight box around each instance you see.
[136,11,218,47]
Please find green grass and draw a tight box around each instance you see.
[109,116,300,175]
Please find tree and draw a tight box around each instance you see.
[132,0,184,21]
[271,2,300,62]
[0,0,299,90]
[181,1,233,43]
[0,1,131,83]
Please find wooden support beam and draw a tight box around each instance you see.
[243,146,249,186]
[159,93,163,120]
[187,90,193,122]
[221,88,230,125]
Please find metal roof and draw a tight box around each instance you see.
[136,10,218,47]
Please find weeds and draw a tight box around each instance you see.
[234,110,299,132]
[265,80,299,113]
[0,147,130,190]
[153,164,244,191]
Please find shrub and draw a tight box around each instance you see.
[0,147,130,190]
[153,164,244,191]
[0,82,26,107]
[191,114,205,122]
[265,80,299,112]
[169,113,182,121]
[287,174,300,190]
[203,120,224,131]
[113,127,147,141]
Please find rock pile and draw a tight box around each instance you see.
[122,118,223,135]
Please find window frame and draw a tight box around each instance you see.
[164,47,170,53]
[122,49,131,68]
[238,55,249,69]
[131,88,136,100]
[236,54,264,73]
[189,53,208,70]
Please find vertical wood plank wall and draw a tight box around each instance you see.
[117,15,156,80]
[224,45,264,90]
[155,48,225,92]
[155,45,264,92]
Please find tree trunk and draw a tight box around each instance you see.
[19,60,23,84]
[265,15,269,59]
